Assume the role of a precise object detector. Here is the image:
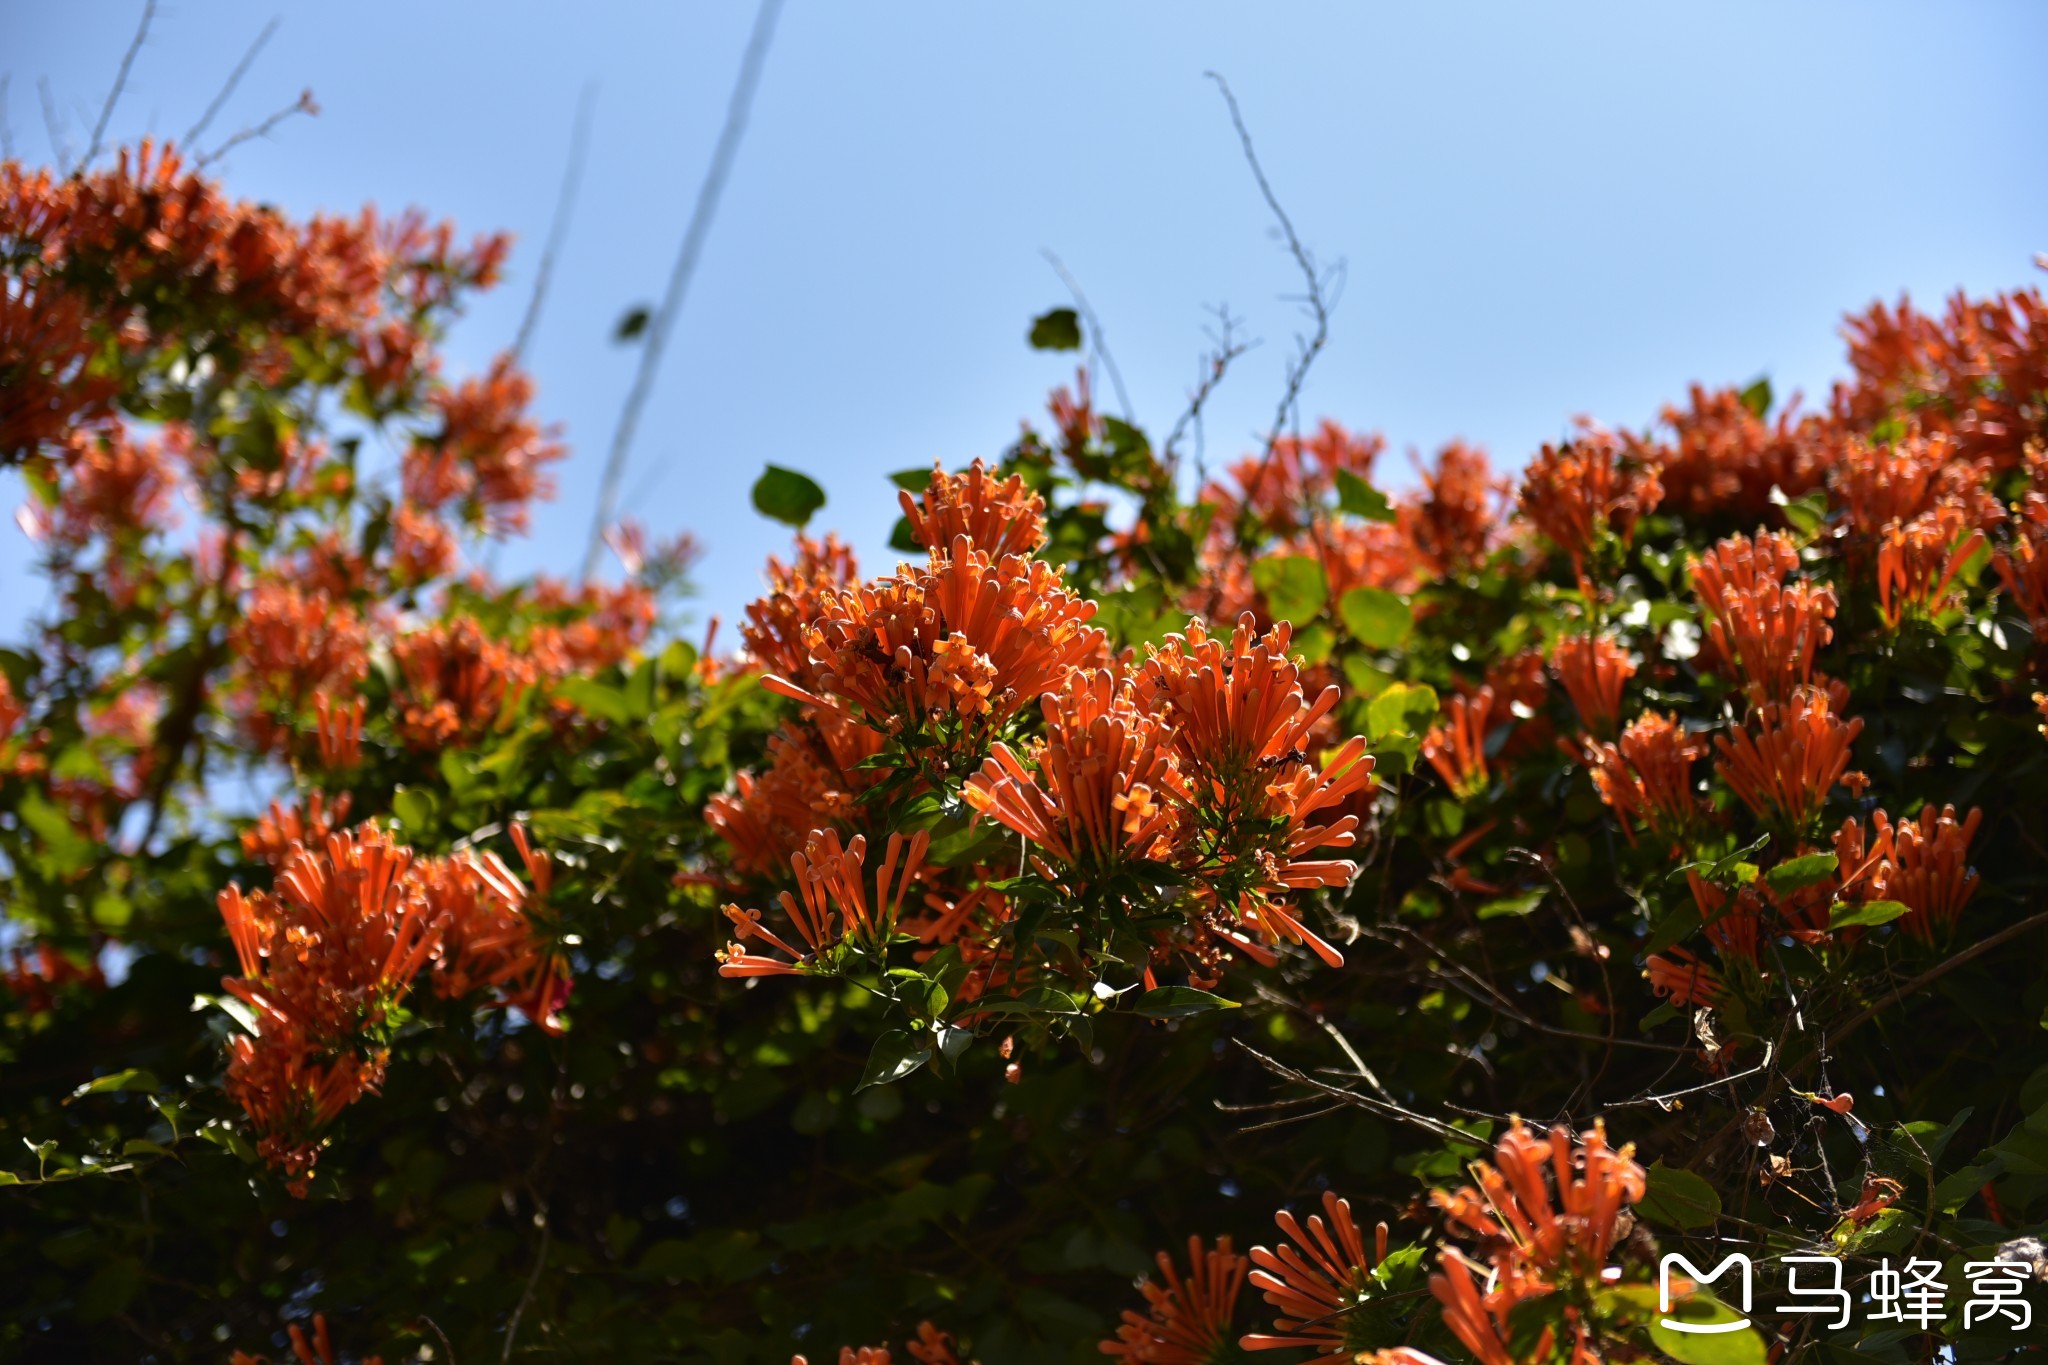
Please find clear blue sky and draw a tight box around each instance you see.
[6,1,2045,632]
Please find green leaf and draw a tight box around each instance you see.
[555,677,634,724]
[391,786,439,835]
[613,304,652,342]
[887,515,920,553]
[889,467,935,494]
[1650,1298,1767,1365]
[16,790,94,875]
[1475,889,1546,921]
[1131,987,1240,1019]
[1764,852,1837,895]
[1776,489,1830,537]
[751,465,827,528]
[966,987,1082,1017]
[1368,683,1440,741]
[857,1030,932,1090]
[1251,555,1327,625]
[1338,587,1411,649]
[69,1069,160,1101]
[1828,899,1909,930]
[1738,376,1772,419]
[1334,468,1396,523]
[1028,307,1082,351]
[1635,1160,1721,1229]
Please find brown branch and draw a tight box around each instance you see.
[184,16,279,148]
[1834,907,2048,1042]
[86,0,155,168]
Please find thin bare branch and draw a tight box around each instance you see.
[1834,906,2048,1042]
[198,88,317,168]
[1,76,15,162]
[583,0,786,583]
[501,1204,551,1363]
[39,77,72,175]
[1041,249,1132,421]
[1603,1042,1776,1112]
[86,0,155,168]
[183,16,279,148]
[1162,303,1250,476]
[512,81,598,365]
[1233,1040,1473,1144]
[1203,71,1342,508]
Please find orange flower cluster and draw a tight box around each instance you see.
[768,534,1105,771]
[1994,456,2048,638]
[1517,430,1663,580]
[1429,1121,1646,1365]
[1635,384,1839,523]
[217,822,562,1192]
[1550,634,1634,739]
[706,712,886,877]
[1643,946,1723,1008]
[1835,804,1984,945]
[1205,420,1385,539]
[230,1312,382,1365]
[390,617,534,751]
[1690,532,1836,703]
[899,460,1048,559]
[717,829,930,977]
[1875,502,1986,628]
[1423,687,1497,800]
[1100,1235,1248,1365]
[1714,683,1864,834]
[1239,1192,1391,1363]
[1404,441,1503,576]
[1581,716,1712,843]
[791,1322,969,1365]
[1838,286,2048,471]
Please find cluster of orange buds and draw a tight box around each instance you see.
[705,712,885,877]
[1838,288,2047,472]
[1099,1235,1249,1364]
[1834,804,1985,945]
[1643,946,1723,1008]
[1405,440,1504,576]
[717,829,930,977]
[1713,682,1865,835]
[390,616,536,751]
[965,670,1188,886]
[1991,448,2048,639]
[898,459,1046,559]
[1689,532,1837,703]
[1875,501,1989,629]
[216,821,563,1193]
[791,1321,969,1365]
[741,532,864,687]
[1550,634,1634,739]
[1637,383,1839,523]
[1423,687,1499,800]
[1238,1192,1392,1363]
[1516,429,1664,582]
[1428,1121,1646,1365]
[1584,712,1707,848]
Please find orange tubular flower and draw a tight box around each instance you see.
[1642,383,1839,523]
[1644,947,1723,1008]
[242,791,355,869]
[1585,712,1706,847]
[1689,532,1837,703]
[1876,503,1987,629]
[230,1311,385,1365]
[965,670,1187,885]
[904,1322,968,1365]
[1682,871,1761,968]
[1404,440,1501,576]
[312,695,364,771]
[1433,1120,1645,1280]
[1834,804,1984,945]
[1101,1235,1249,1365]
[706,712,886,876]
[772,538,1105,768]
[742,533,863,689]
[1240,1191,1391,1364]
[900,458,1048,559]
[1517,429,1663,579]
[1713,684,1863,834]
[716,828,931,976]
[1550,635,1635,739]
[390,617,533,751]
[1133,615,1375,898]
[427,825,569,1034]
[1424,687,1497,800]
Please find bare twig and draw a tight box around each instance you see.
[1162,303,1250,476]
[1204,71,1342,508]
[38,77,72,175]
[198,89,317,168]
[417,1315,459,1364]
[1,76,15,162]
[86,0,155,168]
[512,81,598,364]
[1603,1042,1776,1111]
[1041,249,1132,421]
[183,17,279,148]
[1834,907,2048,1042]
[582,0,786,582]
[502,1205,551,1363]
[1233,1040,1474,1143]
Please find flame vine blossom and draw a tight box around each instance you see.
[216,822,562,1193]
[1100,1235,1250,1364]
